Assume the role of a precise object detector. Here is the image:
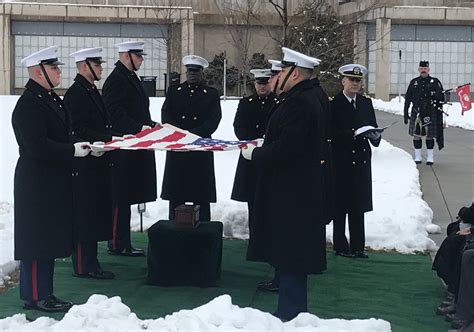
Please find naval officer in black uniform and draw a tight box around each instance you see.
[330,64,381,259]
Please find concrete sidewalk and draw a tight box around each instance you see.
[375,110,474,246]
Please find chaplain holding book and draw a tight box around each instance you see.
[330,64,381,259]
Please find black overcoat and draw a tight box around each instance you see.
[12,79,75,260]
[102,61,157,205]
[64,74,114,242]
[251,79,327,274]
[330,91,378,215]
[160,81,222,203]
[231,93,277,202]
[312,78,334,224]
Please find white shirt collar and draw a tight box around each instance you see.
[343,91,357,104]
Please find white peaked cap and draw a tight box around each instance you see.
[338,64,368,78]
[115,41,147,55]
[268,59,283,72]
[250,69,272,79]
[21,46,64,68]
[182,55,209,69]
[70,47,105,63]
[281,47,321,69]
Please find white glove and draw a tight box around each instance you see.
[241,144,257,161]
[255,138,264,147]
[73,142,91,157]
[141,125,152,131]
[91,142,105,157]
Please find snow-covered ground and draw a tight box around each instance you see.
[0,95,446,330]
[373,97,474,131]
[0,294,391,332]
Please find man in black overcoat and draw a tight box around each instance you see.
[102,41,158,256]
[240,47,326,322]
[12,46,91,312]
[230,68,278,289]
[403,61,445,165]
[161,55,222,221]
[64,47,116,279]
[331,64,381,259]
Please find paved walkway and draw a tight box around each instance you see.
[375,110,474,247]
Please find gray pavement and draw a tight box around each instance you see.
[374,110,474,247]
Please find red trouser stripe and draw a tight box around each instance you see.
[112,206,119,250]
[31,260,38,301]
[77,241,83,275]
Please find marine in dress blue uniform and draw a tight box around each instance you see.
[241,48,326,321]
[160,55,222,221]
[64,47,115,279]
[12,46,91,312]
[102,41,158,257]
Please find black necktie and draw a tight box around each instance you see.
[351,99,356,110]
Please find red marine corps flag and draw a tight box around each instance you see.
[456,83,472,115]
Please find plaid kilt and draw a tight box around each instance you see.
[408,107,439,138]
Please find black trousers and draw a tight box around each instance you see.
[108,204,132,251]
[276,271,307,321]
[456,249,474,321]
[19,259,54,302]
[333,212,365,253]
[168,201,211,221]
[72,241,99,275]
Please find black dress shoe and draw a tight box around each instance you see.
[73,269,115,279]
[437,304,456,316]
[335,251,355,258]
[23,295,73,313]
[446,312,459,322]
[452,318,473,330]
[426,161,434,166]
[108,247,145,257]
[257,280,279,292]
[354,251,369,258]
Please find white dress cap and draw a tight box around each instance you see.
[268,59,282,72]
[182,55,209,69]
[70,47,106,63]
[338,64,368,78]
[250,69,272,79]
[281,47,321,69]
[115,41,147,55]
[21,46,64,68]
[250,69,272,83]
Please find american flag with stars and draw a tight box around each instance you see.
[90,123,256,152]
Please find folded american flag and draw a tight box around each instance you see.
[90,123,255,152]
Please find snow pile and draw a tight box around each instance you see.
[0,294,392,331]
[0,202,17,287]
[372,97,473,131]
